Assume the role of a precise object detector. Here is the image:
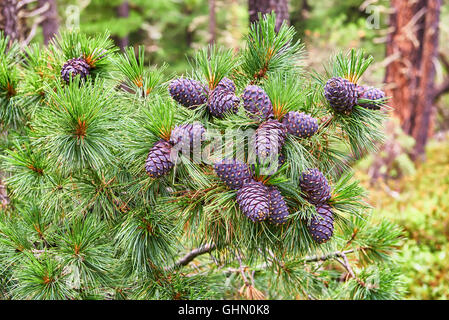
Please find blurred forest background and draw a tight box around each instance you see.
[1,0,448,299]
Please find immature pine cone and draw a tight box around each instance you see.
[242,85,274,122]
[268,186,289,225]
[236,181,270,222]
[214,159,253,190]
[145,139,174,178]
[282,111,319,138]
[299,168,331,205]
[169,78,208,109]
[356,85,385,110]
[61,57,91,84]
[308,203,334,244]
[324,77,358,114]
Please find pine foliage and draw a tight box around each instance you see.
[0,14,404,300]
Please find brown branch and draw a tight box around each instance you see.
[337,253,377,290]
[171,243,216,268]
[22,15,45,46]
[18,1,49,18]
[17,0,37,9]
[303,249,355,263]
[235,250,250,286]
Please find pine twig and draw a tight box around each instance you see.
[235,250,250,286]
[303,249,355,262]
[171,243,216,268]
[336,252,377,290]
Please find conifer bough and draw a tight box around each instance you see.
[0,16,405,300]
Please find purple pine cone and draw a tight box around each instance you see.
[308,203,334,244]
[169,78,208,109]
[299,168,331,205]
[324,77,358,114]
[236,181,270,222]
[242,85,274,122]
[282,111,319,138]
[61,57,91,84]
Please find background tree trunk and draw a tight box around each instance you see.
[38,0,59,45]
[116,1,129,50]
[0,0,20,42]
[209,0,216,45]
[384,0,441,160]
[248,0,289,32]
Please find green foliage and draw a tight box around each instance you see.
[193,45,240,90]
[240,13,304,84]
[0,15,405,300]
[32,80,120,173]
[356,138,449,299]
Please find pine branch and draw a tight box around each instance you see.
[172,244,216,268]
[302,249,355,263]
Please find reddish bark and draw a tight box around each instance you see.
[384,0,441,159]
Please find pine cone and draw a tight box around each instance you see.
[282,111,319,138]
[208,87,240,118]
[61,57,91,84]
[169,78,208,109]
[242,85,274,121]
[214,159,253,190]
[324,77,358,114]
[356,85,385,110]
[216,77,236,93]
[252,119,287,162]
[299,168,331,205]
[268,186,289,224]
[308,203,334,244]
[278,152,286,168]
[145,139,174,178]
[169,123,206,152]
[236,181,270,222]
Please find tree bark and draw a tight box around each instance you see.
[38,0,59,45]
[0,0,20,42]
[116,1,129,50]
[209,0,216,45]
[384,0,441,160]
[248,0,289,32]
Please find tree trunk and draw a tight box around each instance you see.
[38,0,59,45]
[116,1,129,50]
[209,0,216,45]
[0,0,20,42]
[248,0,289,32]
[384,0,441,160]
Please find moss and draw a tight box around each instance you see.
[356,138,449,299]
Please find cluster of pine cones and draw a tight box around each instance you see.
[59,53,386,245]
[146,74,385,244]
[324,76,385,114]
[213,159,289,224]
[299,169,334,244]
